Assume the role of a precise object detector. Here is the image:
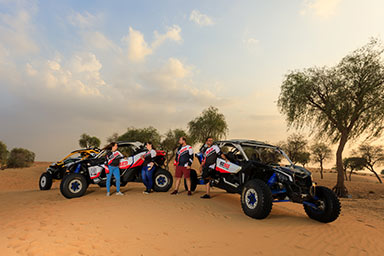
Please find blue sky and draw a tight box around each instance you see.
[1,0,384,160]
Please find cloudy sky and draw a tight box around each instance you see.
[1,0,384,160]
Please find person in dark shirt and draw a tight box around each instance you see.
[140,142,157,194]
[200,137,228,199]
[105,142,124,196]
[170,137,194,196]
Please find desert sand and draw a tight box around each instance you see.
[0,162,384,256]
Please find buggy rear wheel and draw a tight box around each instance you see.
[60,173,88,199]
[153,168,173,192]
[304,186,341,223]
[241,179,273,219]
[184,169,198,192]
[39,172,53,190]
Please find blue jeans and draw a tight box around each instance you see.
[107,165,120,193]
[141,165,155,190]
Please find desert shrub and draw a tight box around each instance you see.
[7,148,35,168]
[0,141,8,168]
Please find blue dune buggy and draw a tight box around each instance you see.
[186,140,340,223]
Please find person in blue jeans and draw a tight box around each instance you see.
[140,142,157,194]
[105,142,124,196]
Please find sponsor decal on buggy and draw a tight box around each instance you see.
[89,166,103,179]
[119,152,146,169]
[215,158,242,174]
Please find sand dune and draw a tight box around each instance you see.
[0,162,383,256]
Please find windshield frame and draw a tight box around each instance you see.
[216,141,294,167]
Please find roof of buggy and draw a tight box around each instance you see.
[215,139,279,149]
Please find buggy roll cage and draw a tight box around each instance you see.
[215,139,294,167]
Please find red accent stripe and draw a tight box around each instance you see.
[90,172,101,179]
[130,158,144,168]
[156,150,166,156]
[215,166,231,173]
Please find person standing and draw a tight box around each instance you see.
[200,137,228,199]
[141,142,157,194]
[105,142,124,196]
[170,137,194,196]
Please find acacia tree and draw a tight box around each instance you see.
[311,143,332,179]
[354,144,384,183]
[110,127,162,156]
[160,129,190,167]
[107,133,119,143]
[117,127,161,147]
[0,141,8,169]
[79,133,101,148]
[343,157,366,181]
[188,106,228,144]
[278,39,384,197]
[281,134,311,166]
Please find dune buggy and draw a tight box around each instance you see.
[59,141,173,199]
[39,148,100,190]
[187,140,340,223]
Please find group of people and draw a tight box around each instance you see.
[171,136,228,199]
[104,136,228,199]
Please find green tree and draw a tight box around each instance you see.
[188,106,228,144]
[7,148,35,168]
[343,157,366,181]
[278,39,384,197]
[281,134,311,166]
[117,126,161,147]
[107,133,119,143]
[79,133,101,148]
[0,141,8,168]
[381,169,384,175]
[354,144,384,183]
[311,143,332,179]
[160,129,190,167]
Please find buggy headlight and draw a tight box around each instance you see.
[277,173,288,182]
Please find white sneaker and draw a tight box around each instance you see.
[116,191,124,196]
[106,192,110,196]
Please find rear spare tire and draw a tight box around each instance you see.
[39,172,53,190]
[153,168,173,192]
[304,186,341,223]
[184,169,198,192]
[241,179,273,219]
[60,173,88,199]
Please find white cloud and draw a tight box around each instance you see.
[152,25,182,48]
[68,11,99,28]
[0,5,225,160]
[301,0,342,18]
[0,9,38,55]
[123,25,182,62]
[189,9,214,26]
[83,31,120,52]
[122,27,153,62]
[165,57,190,78]
[21,52,106,97]
[139,58,219,105]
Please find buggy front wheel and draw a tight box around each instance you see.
[304,186,341,223]
[241,179,273,219]
[60,173,88,199]
[153,168,173,192]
